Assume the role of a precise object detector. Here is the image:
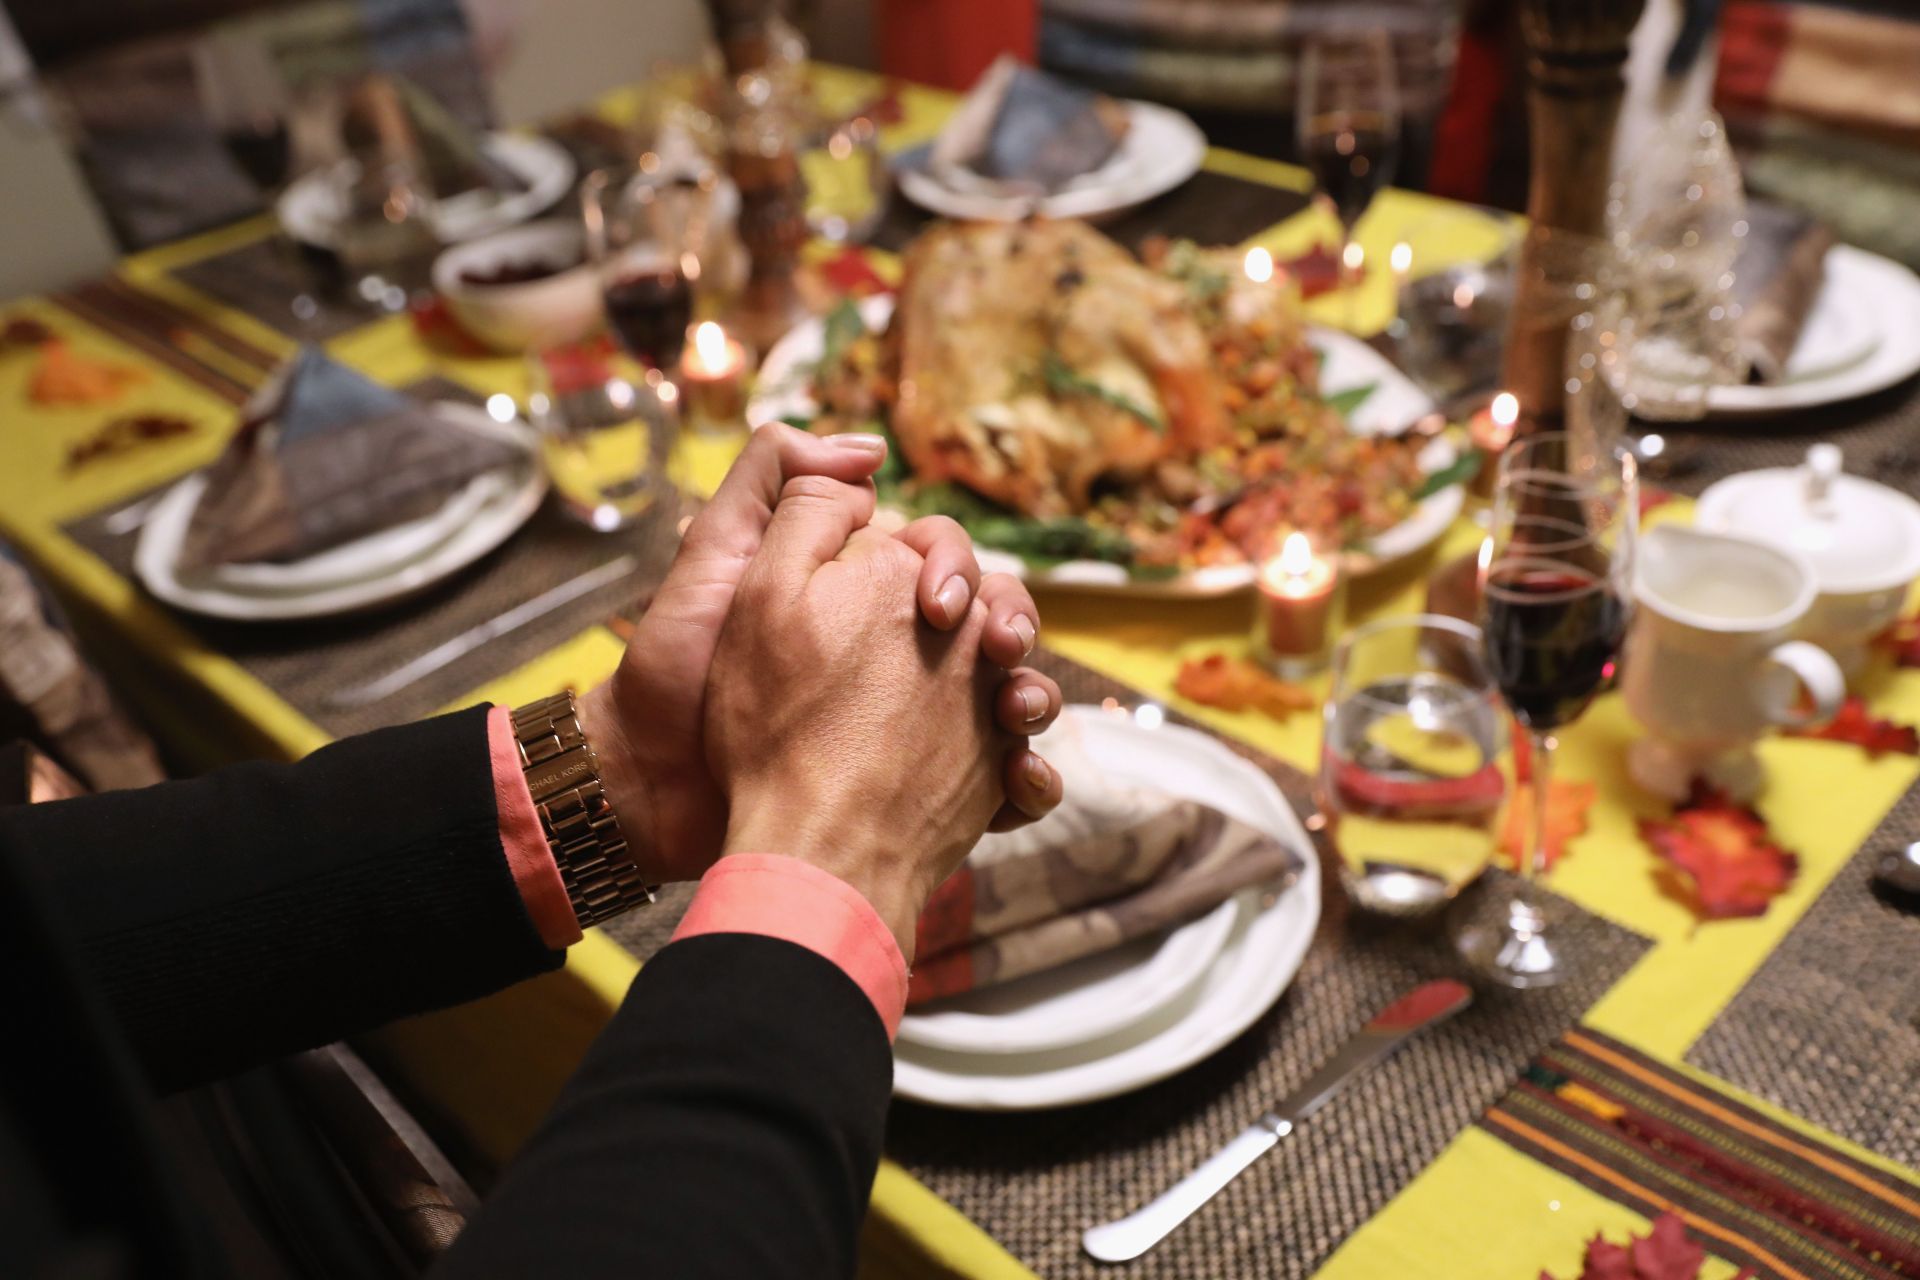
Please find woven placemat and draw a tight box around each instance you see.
[868,169,1312,258]
[1688,780,1920,1168]
[168,233,378,343]
[1649,376,1920,498]
[60,378,689,739]
[601,653,1652,1280]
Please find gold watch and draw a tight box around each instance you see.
[510,691,655,927]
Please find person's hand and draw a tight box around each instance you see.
[704,474,1051,958]
[576,425,1062,885]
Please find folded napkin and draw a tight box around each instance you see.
[179,348,518,571]
[928,56,1130,196]
[1731,201,1835,384]
[341,74,528,199]
[909,720,1300,1005]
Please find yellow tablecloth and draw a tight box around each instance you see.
[2,64,1915,1280]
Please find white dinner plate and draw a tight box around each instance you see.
[277,132,576,248]
[748,296,1457,592]
[898,895,1239,1057]
[206,472,508,595]
[892,706,1321,1110]
[1706,244,1920,417]
[134,406,546,621]
[894,99,1207,224]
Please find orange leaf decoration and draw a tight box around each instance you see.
[1499,778,1596,872]
[1879,613,1920,668]
[1784,696,1920,758]
[30,340,145,405]
[1639,786,1799,920]
[1173,653,1315,721]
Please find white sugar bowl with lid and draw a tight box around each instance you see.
[1695,443,1920,679]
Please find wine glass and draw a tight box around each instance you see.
[528,338,681,532]
[582,169,715,371]
[1319,615,1507,919]
[1456,432,1637,987]
[1297,28,1400,328]
[193,31,293,194]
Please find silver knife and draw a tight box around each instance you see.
[1081,978,1472,1264]
[326,554,641,709]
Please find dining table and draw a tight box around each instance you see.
[4,62,1918,1280]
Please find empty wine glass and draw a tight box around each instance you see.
[193,30,293,194]
[1320,615,1507,918]
[1297,28,1401,328]
[1455,432,1637,988]
[529,339,681,532]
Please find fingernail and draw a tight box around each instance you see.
[1018,685,1047,723]
[832,433,887,455]
[935,574,969,626]
[1023,754,1052,792]
[1007,614,1037,656]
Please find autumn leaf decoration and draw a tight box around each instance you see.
[1782,696,1920,758]
[1173,653,1315,721]
[1541,1212,1753,1280]
[1639,784,1799,921]
[1499,724,1596,872]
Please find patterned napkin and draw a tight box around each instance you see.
[1731,201,1835,384]
[908,718,1301,1004]
[927,56,1130,196]
[179,347,518,571]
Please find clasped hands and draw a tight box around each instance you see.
[578,425,1063,959]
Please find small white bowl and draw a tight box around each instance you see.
[432,220,602,353]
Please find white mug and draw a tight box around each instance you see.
[1622,525,1845,802]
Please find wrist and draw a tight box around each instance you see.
[724,801,926,965]
[575,680,666,886]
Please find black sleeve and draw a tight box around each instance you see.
[434,933,893,1280]
[0,705,561,1093]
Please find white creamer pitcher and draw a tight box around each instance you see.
[1623,524,1844,802]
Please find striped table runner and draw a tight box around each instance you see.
[1481,1028,1920,1279]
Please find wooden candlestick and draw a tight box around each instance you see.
[1500,0,1646,438]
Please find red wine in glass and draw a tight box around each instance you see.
[603,265,692,369]
[1481,565,1626,731]
[1301,109,1398,230]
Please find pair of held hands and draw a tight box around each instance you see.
[576,425,1065,960]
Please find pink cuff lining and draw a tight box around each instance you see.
[487,704,583,950]
[671,854,910,1039]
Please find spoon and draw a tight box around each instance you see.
[1870,841,1920,912]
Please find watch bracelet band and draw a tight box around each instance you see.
[510,691,655,928]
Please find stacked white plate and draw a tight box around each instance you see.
[134,405,546,621]
[895,706,1321,1110]
[1707,244,1920,417]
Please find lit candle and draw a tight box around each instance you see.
[677,320,750,434]
[1254,531,1347,677]
[1468,391,1519,499]
[1243,246,1274,285]
[1388,240,1412,323]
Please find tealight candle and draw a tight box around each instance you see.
[1468,390,1519,499]
[678,320,750,435]
[1254,531,1347,677]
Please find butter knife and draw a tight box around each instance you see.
[325,554,640,709]
[1081,979,1472,1264]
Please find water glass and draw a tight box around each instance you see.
[529,340,680,532]
[1318,614,1507,916]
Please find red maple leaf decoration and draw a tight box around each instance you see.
[1784,695,1920,758]
[1637,486,1677,522]
[1877,612,1920,668]
[1541,1213,1753,1280]
[1283,243,1348,299]
[814,248,893,297]
[1639,784,1799,920]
